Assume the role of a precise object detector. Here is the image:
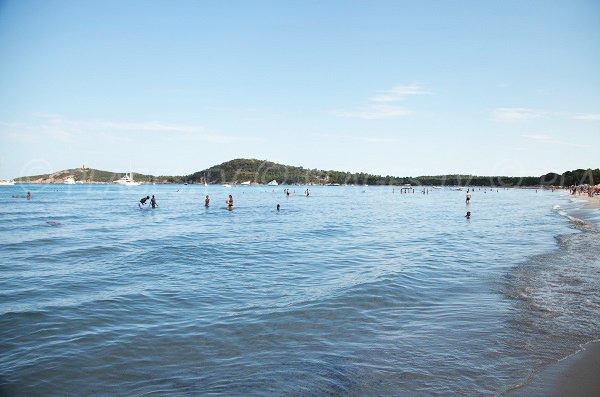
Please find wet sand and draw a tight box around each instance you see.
[507,341,600,397]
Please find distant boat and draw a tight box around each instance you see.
[114,172,140,186]
[267,180,278,186]
[223,184,232,188]
[64,176,76,184]
[240,180,251,186]
[327,183,340,186]
[0,180,15,186]
[452,187,463,191]
[432,186,442,190]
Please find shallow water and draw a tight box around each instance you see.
[0,185,598,396]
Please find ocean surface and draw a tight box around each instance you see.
[1,185,599,396]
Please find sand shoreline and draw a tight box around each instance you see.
[506,340,600,397]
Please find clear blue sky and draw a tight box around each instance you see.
[1,0,598,178]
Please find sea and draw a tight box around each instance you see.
[1,184,599,396]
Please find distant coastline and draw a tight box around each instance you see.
[12,158,600,187]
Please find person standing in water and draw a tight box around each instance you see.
[277,203,280,211]
[205,195,210,207]
[466,190,471,204]
[139,196,150,209]
[227,194,233,210]
[26,192,31,200]
[150,195,158,208]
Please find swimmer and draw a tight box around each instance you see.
[277,203,280,211]
[27,192,31,200]
[465,211,471,219]
[150,195,158,208]
[227,194,233,209]
[205,195,210,207]
[466,190,471,204]
[139,196,150,209]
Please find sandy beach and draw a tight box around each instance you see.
[507,341,600,397]
[587,195,600,208]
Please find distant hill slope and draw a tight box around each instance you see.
[186,159,599,187]
[186,159,328,185]
[13,160,599,186]
[14,167,182,184]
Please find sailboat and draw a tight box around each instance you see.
[204,173,208,187]
[267,180,278,186]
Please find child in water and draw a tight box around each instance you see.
[465,211,471,219]
[139,196,150,209]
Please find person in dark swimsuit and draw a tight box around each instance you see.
[205,195,210,207]
[139,196,150,208]
[150,195,157,208]
[227,195,233,210]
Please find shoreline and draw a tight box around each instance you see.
[507,340,600,397]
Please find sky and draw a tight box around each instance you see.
[0,0,599,179]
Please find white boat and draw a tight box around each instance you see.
[0,180,15,186]
[64,176,76,184]
[240,180,251,186]
[204,173,208,186]
[432,186,442,190]
[114,172,140,186]
[267,180,278,186]
[223,184,232,188]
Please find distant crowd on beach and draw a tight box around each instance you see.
[569,184,600,198]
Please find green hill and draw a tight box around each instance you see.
[13,159,599,187]
[186,159,599,187]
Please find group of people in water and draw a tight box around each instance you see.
[141,194,233,210]
[12,192,31,200]
[139,187,479,217]
[139,195,158,209]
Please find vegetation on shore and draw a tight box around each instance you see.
[13,159,600,187]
